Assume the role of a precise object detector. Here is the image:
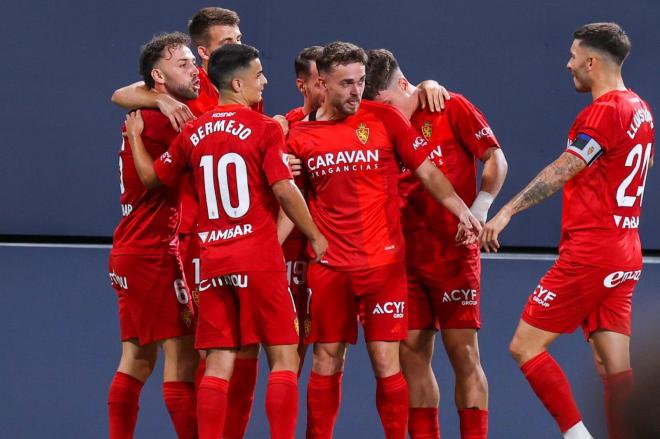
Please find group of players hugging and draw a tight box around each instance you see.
[106,6,654,439]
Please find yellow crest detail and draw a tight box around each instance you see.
[304,317,312,338]
[181,309,193,328]
[294,317,300,336]
[356,123,369,144]
[422,121,433,141]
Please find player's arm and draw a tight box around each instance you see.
[414,160,482,237]
[471,147,508,224]
[277,208,295,244]
[480,151,586,252]
[272,180,327,262]
[112,81,194,131]
[124,110,161,189]
[416,80,451,112]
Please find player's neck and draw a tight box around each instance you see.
[591,74,626,101]
[316,102,349,121]
[218,92,251,108]
[302,99,317,116]
[404,88,421,119]
[152,87,183,104]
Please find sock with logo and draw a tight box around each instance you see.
[306,371,343,438]
[197,376,229,439]
[408,407,440,439]
[376,372,409,439]
[458,408,488,439]
[265,370,298,439]
[603,369,634,439]
[520,351,583,433]
[222,358,259,439]
[108,371,144,439]
[162,381,197,439]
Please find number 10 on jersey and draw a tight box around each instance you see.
[200,153,251,219]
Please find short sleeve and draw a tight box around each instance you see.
[380,106,429,171]
[572,101,619,152]
[447,94,500,158]
[153,131,190,187]
[261,121,293,185]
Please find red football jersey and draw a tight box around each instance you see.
[287,100,428,270]
[112,110,180,255]
[285,106,306,124]
[282,106,309,252]
[401,93,500,260]
[179,68,264,234]
[154,104,293,279]
[560,89,654,269]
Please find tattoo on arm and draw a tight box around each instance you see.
[507,152,586,216]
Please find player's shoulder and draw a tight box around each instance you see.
[285,107,306,124]
[359,99,409,125]
[139,108,177,141]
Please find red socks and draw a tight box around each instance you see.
[306,371,343,438]
[162,381,197,439]
[376,372,409,439]
[265,370,299,439]
[458,408,488,439]
[108,371,144,439]
[197,376,229,439]
[408,407,440,439]
[521,351,582,432]
[223,358,259,439]
[603,369,634,439]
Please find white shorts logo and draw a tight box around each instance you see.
[603,270,641,288]
[531,285,556,308]
[442,289,478,306]
[372,301,405,319]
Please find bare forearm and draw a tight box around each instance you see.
[273,181,320,241]
[502,152,584,216]
[416,161,471,217]
[277,208,296,244]
[480,148,507,197]
[112,82,157,110]
[127,134,160,188]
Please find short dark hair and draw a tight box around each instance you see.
[573,22,631,65]
[316,41,368,75]
[208,44,260,91]
[139,32,191,89]
[188,7,240,47]
[294,46,324,78]
[363,49,400,100]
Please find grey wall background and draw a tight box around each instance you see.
[1,0,658,248]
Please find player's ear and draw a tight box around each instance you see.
[197,45,210,63]
[151,68,165,86]
[230,77,242,93]
[318,76,327,90]
[295,78,305,94]
[398,76,409,91]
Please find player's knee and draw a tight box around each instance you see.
[312,344,345,375]
[447,343,482,376]
[369,347,400,377]
[508,336,539,365]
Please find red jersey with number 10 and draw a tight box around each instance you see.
[561,89,654,269]
[153,104,293,279]
[112,110,180,255]
[287,100,428,270]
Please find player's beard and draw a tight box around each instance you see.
[337,95,361,116]
[167,80,199,101]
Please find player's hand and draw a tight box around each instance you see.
[124,110,144,139]
[479,209,511,253]
[455,210,482,245]
[285,154,302,176]
[273,115,289,135]
[155,93,195,131]
[309,233,328,263]
[417,80,450,112]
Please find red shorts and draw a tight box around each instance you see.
[306,263,408,344]
[407,253,481,331]
[283,236,310,341]
[522,258,640,339]
[179,233,201,309]
[109,252,194,346]
[195,270,299,349]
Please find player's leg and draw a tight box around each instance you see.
[435,255,487,439]
[161,335,198,439]
[242,270,301,439]
[223,343,260,439]
[359,263,409,439]
[510,320,591,438]
[590,331,633,439]
[109,339,158,439]
[264,343,301,439]
[401,266,440,439]
[305,264,354,439]
[198,348,237,439]
[441,329,488,439]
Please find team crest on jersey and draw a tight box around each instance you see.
[304,317,311,338]
[356,123,369,144]
[294,317,300,336]
[181,309,193,328]
[422,121,433,141]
